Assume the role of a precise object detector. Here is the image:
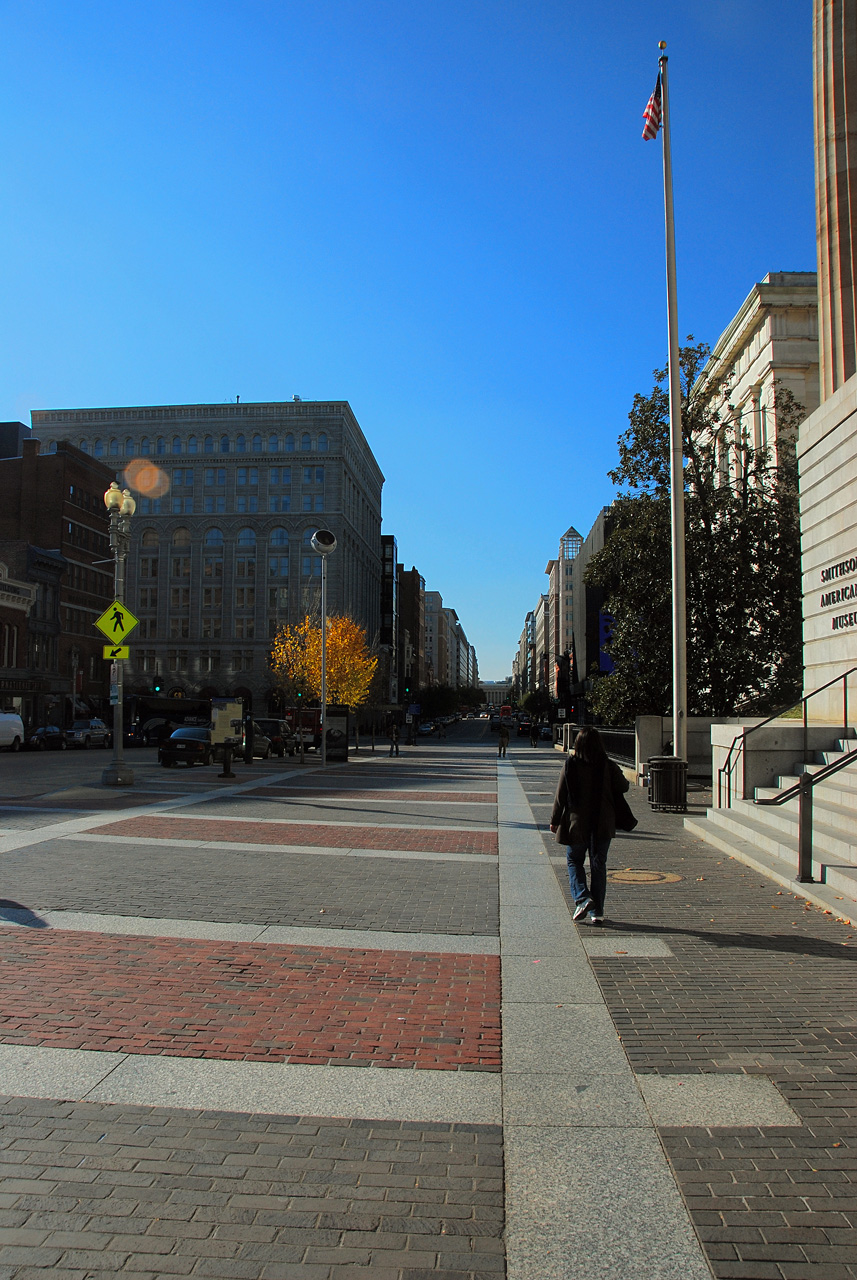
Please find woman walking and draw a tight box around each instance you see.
[549,726,631,926]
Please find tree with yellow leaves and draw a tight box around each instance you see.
[269,614,378,710]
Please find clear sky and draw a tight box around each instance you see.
[1,0,815,678]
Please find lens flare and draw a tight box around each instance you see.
[124,458,170,497]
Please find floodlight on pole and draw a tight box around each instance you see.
[310,530,337,767]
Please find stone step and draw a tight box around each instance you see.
[753,787,857,836]
[684,813,857,919]
[704,803,857,891]
[773,772,857,807]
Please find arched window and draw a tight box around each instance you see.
[109,438,120,457]
[237,528,256,546]
[285,434,295,452]
[125,438,135,455]
[141,529,159,548]
[48,441,57,454]
[172,527,191,546]
[270,527,289,546]
[301,433,311,451]
[317,432,328,452]
[204,527,224,546]
[188,435,198,454]
[93,440,103,457]
[140,437,151,456]
[236,434,246,453]
[252,434,262,452]
[204,435,214,454]
[172,436,182,455]
[268,434,278,452]
[79,440,89,453]
[302,527,317,546]
[220,435,229,454]
[155,437,166,456]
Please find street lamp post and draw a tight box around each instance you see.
[310,529,337,768]
[102,481,136,787]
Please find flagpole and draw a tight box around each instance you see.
[658,43,688,776]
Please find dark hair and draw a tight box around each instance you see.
[571,726,608,766]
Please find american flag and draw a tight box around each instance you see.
[642,75,662,140]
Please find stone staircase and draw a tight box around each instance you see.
[685,730,857,906]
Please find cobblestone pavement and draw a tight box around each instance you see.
[517,751,857,1280]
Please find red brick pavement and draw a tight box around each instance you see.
[253,787,498,803]
[0,928,501,1069]
[94,814,499,854]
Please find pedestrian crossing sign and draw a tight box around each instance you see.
[94,600,140,641]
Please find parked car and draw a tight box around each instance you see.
[254,718,297,758]
[0,712,25,752]
[25,725,68,751]
[517,719,532,737]
[65,718,112,749]
[417,721,435,736]
[540,724,553,740]
[249,724,273,759]
[159,727,214,767]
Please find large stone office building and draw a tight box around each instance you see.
[30,400,384,714]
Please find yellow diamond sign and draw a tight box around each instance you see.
[95,600,140,641]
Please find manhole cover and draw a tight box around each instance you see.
[607,869,683,885]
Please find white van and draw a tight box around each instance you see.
[0,713,24,752]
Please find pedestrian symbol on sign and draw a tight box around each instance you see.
[94,600,140,641]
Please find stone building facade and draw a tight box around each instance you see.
[30,401,384,714]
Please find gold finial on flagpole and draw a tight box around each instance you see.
[658,41,667,50]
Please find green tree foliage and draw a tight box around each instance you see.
[586,341,803,724]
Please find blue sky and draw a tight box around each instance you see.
[1,0,815,678]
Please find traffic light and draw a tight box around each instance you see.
[153,681,161,693]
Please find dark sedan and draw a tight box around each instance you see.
[25,725,68,751]
[159,727,214,767]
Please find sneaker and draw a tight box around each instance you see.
[573,898,593,922]
[586,912,602,926]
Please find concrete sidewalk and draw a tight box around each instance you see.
[0,733,854,1278]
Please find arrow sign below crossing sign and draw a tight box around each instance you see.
[94,600,140,641]
[103,645,130,660]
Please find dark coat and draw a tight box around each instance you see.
[550,755,630,845]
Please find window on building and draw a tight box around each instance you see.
[172,497,193,514]
[202,586,222,609]
[140,437,151,456]
[236,467,258,485]
[301,433,311,450]
[252,434,262,452]
[236,434,246,453]
[125,437,135,455]
[170,586,189,610]
[301,554,321,578]
[204,468,226,486]
[317,432,328,452]
[188,435,198,454]
[285,434,295,452]
[93,439,103,457]
[169,616,189,639]
[269,554,289,578]
[140,497,161,515]
[236,495,259,513]
[204,435,214,454]
[139,587,158,610]
[269,466,291,486]
[235,586,255,608]
[156,437,166,456]
[270,527,288,546]
[234,617,254,639]
[170,554,190,578]
[109,438,120,456]
[268,434,278,452]
[269,495,290,513]
[220,435,229,453]
[172,527,191,546]
[204,495,226,513]
[202,617,222,639]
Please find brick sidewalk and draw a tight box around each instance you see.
[518,752,857,1280]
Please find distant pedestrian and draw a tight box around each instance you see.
[549,726,631,926]
[389,723,400,757]
[498,724,510,758]
[530,722,539,747]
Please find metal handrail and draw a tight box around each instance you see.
[717,666,857,808]
[755,744,857,883]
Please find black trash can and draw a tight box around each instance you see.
[648,756,688,813]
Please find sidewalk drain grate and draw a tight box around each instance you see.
[607,869,683,885]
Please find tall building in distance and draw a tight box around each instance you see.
[30,401,384,713]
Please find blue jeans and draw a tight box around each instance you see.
[566,835,611,915]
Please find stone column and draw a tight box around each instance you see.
[814,0,857,398]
